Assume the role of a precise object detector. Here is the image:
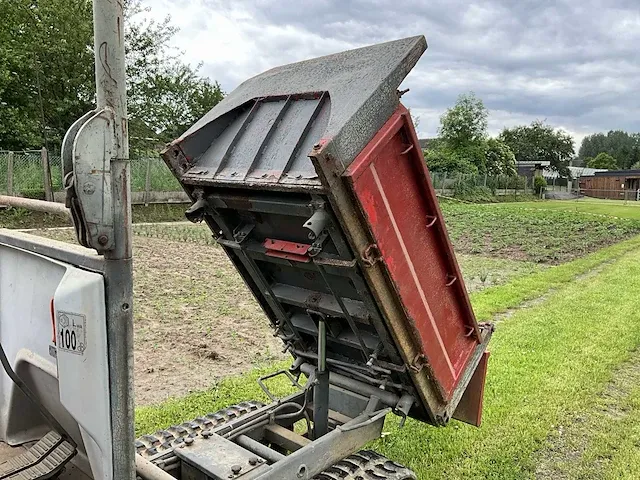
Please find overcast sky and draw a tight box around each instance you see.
[143,0,640,148]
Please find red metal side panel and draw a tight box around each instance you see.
[345,104,480,399]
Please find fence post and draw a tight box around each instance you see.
[441,172,447,196]
[41,147,54,201]
[483,173,487,187]
[144,157,152,206]
[7,152,14,196]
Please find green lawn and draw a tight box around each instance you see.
[135,234,640,479]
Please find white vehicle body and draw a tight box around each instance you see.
[0,230,113,479]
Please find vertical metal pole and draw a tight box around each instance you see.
[93,1,134,479]
[313,320,329,439]
[144,157,152,206]
[6,152,14,196]
[41,147,54,201]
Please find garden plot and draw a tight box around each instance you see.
[440,201,640,263]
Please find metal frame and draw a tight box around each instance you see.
[137,362,405,480]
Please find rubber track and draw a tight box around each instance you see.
[135,400,264,463]
[0,431,75,480]
[136,402,417,479]
[313,450,417,480]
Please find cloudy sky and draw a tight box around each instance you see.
[143,0,640,148]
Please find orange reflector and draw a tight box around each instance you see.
[50,298,56,344]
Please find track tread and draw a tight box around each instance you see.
[314,450,417,480]
[135,400,264,462]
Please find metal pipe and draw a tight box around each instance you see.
[300,363,400,407]
[313,320,329,438]
[0,195,71,219]
[92,1,134,479]
[318,320,327,372]
[135,454,176,480]
[236,435,285,464]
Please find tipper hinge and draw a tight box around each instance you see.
[361,244,382,267]
[409,353,428,373]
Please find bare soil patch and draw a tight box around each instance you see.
[32,228,285,405]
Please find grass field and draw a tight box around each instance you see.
[13,198,640,478]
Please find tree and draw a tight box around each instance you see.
[439,92,488,150]
[579,131,639,169]
[587,152,617,169]
[0,0,223,153]
[434,92,489,172]
[499,120,574,175]
[124,1,224,153]
[0,0,95,150]
[484,138,516,176]
[424,144,478,174]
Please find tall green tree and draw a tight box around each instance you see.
[0,0,94,150]
[579,131,640,170]
[587,152,617,169]
[425,93,516,175]
[0,0,223,153]
[499,120,574,175]
[439,92,488,150]
[430,92,488,173]
[484,138,517,176]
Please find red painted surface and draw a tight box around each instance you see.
[345,104,481,399]
[452,351,489,426]
[264,238,311,263]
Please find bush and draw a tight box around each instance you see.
[424,147,478,174]
[534,175,547,194]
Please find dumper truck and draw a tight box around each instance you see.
[0,1,492,478]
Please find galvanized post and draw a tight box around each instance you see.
[441,172,447,196]
[41,147,53,202]
[93,0,134,479]
[6,152,13,196]
[144,157,152,206]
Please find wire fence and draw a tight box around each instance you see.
[8,151,635,204]
[429,172,538,198]
[0,150,181,201]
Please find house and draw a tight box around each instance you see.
[516,160,550,179]
[579,170,640,200]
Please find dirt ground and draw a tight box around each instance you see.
[33,229,285,405]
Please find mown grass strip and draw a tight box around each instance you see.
[534,349,640,479]
[373,246,640,478]
[470,234,640,321]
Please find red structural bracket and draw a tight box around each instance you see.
[263,238,311,263]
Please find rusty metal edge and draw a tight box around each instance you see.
[310,150,447,424]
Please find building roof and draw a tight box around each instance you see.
[544,166,607,179]
[594,169,640,177]
[516,160,551,167]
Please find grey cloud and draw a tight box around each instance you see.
[165,0,640,140]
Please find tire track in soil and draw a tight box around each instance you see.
[492,260,615,325]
